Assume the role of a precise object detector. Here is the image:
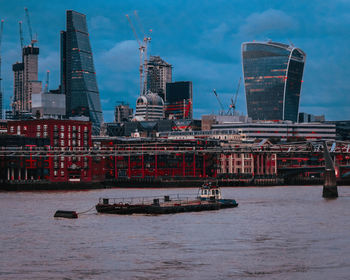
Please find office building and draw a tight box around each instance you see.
[242,41,306,122]
[165,81,193,120]
[7,119,92,182]
[115,102,133,124]
[135,91,164,121]
[31,89,66,119]
[12,46,42,116]
[61,10,103,135]
[0,91,2,119]
[298,112,325,123]
[211,121,335,140]
[147,56,172,100]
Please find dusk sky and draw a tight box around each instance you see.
[0,0,349,122]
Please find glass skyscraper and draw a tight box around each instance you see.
[242,42,306,122]
[61,10,103,135]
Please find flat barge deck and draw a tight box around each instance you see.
[96,184,238,215]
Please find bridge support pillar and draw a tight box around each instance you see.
[323,169,338,198]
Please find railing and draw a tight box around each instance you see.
[0,140,350,157]
[98,193,195,205]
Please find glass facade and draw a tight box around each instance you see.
[165,81,193,119]
[242,42,306,122]
[61,10,103,135]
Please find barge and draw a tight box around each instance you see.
[95,183,238,215]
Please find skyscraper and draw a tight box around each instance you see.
[165,81,193,120]
[242,41,306,122]
[0,90,2,119]
[12,45,41,117]
[146,56,172,100]
[61,10,103,135]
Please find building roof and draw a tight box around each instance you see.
[137,92,164,106]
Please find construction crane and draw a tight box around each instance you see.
[213,89,225,115]
[19,21,24,50]
[126,12,151,95]
[24,7,37,46]
[213,77,241,116]
[227,77,241,115]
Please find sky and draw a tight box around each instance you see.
[0,0,349,122]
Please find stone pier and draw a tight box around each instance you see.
[322,142,338,198]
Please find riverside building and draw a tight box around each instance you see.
[242,41,306,122]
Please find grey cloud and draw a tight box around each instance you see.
[99,40,139,71]
[239,9,297,37]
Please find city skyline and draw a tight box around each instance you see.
[0,0,349,122]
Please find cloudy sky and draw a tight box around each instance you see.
[1,0,349,122]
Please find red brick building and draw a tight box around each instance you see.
[7,119,95,182]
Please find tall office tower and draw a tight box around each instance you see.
[61,10,103,135]
[12,46,41,117]
[242,41,306,122]
[0,91,2,119]
[146,56,172,100]
[165,81,193,120]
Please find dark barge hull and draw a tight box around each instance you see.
[95,201,238,215]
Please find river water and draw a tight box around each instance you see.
[0,186,350,280]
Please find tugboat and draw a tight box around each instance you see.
[96,182,238,215]
[198,182,238,208]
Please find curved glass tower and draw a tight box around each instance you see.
[242,42,306,122]
[61,10,103,135]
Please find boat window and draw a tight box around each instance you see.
[212,190,215,195]
[204,190,208,195]
[216,190,219,195]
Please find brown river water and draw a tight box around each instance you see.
[0,185,350,280]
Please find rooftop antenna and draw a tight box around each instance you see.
[43,70,49,93]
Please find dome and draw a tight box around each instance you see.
[136,91,164,106]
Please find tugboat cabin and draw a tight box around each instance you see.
[198,183,222,200]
